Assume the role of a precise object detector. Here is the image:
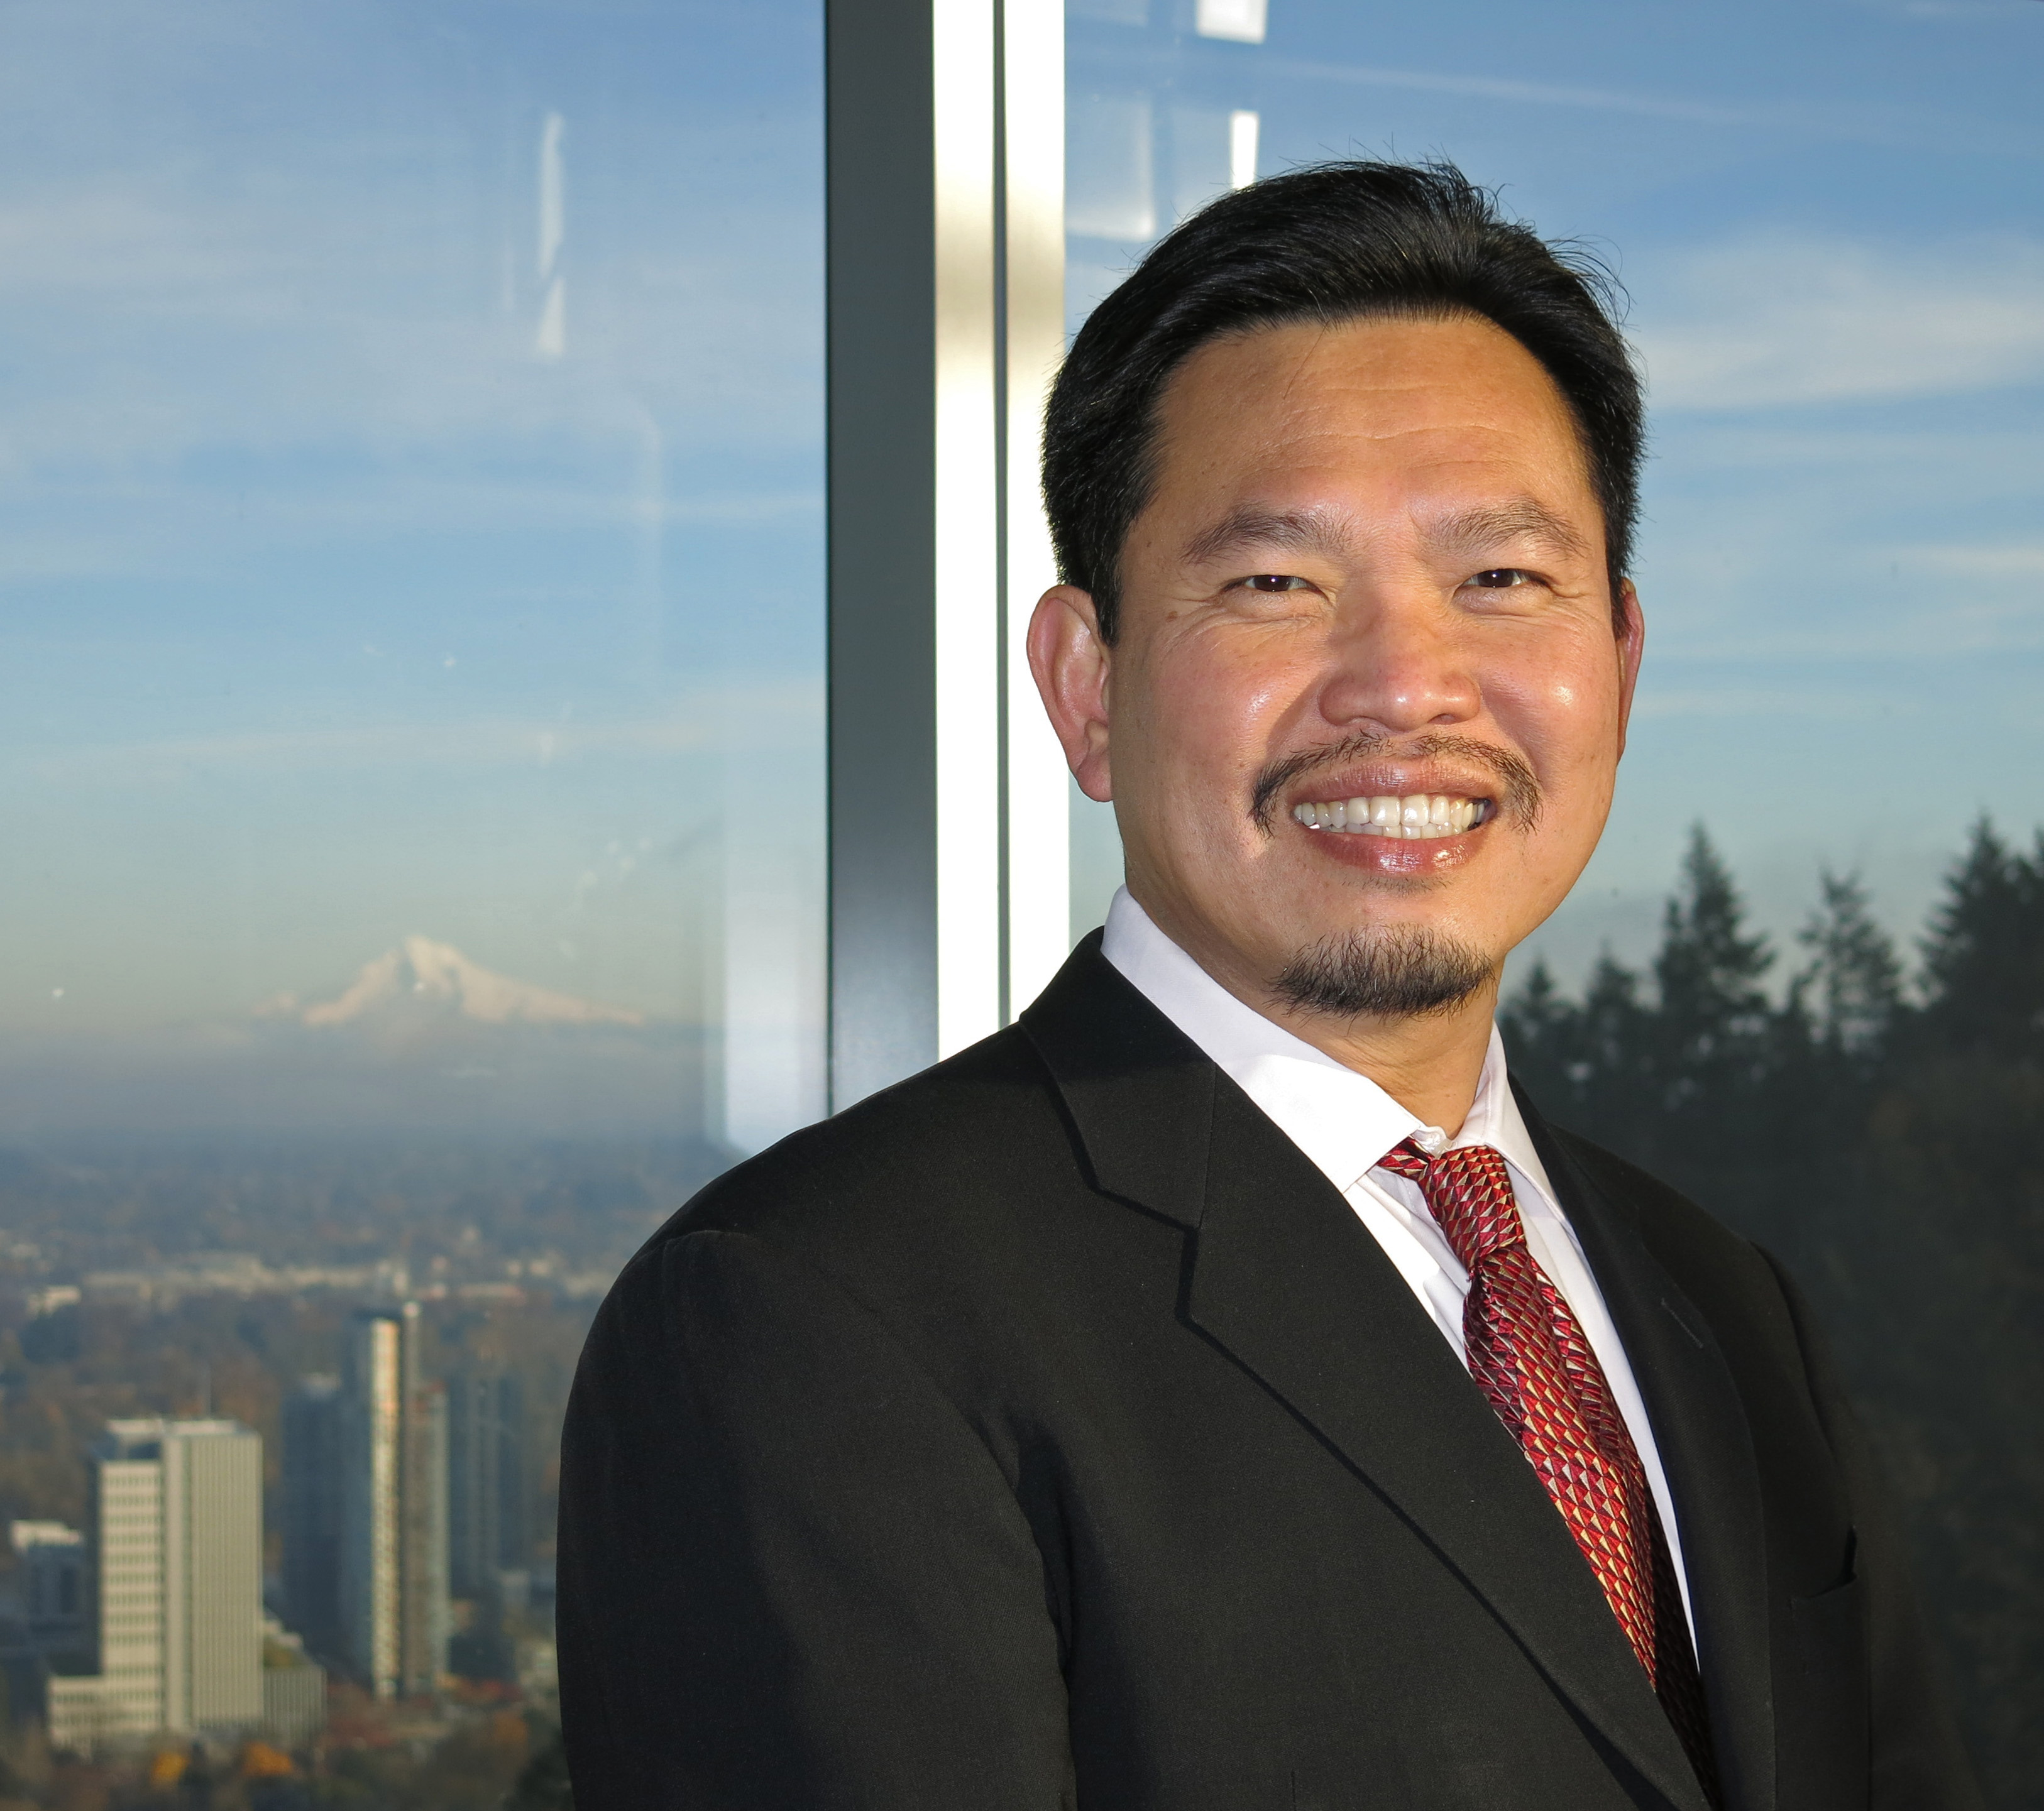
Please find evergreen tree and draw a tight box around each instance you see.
[1794,870,1903,1064]
[1649,825,1774,1115]
[1867,824,2044,1807]
[1500,950,1655,1142]
[1498,824,2043,1802]
[1781,871,1905,1141]
[1918,819,2044,1062]
[1497,955,1572,1080]
[1500,956,1585,1117]
[1579,949,1651,1081]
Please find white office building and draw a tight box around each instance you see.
[47,1419,264,1751]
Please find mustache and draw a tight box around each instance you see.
[1248,732,1543,836]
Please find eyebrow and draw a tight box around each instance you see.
[1180,496,1591,570]
[1422,500,1591,564]
[1182,505,1354,569]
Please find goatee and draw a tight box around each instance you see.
[1272,925,1493,1019]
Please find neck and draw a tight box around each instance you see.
[1263,982,1500,1134]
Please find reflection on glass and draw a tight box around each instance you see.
[0,4,825,1155]
[0,0,822,1771]
[1061,1,2041,1793]
[1064,0,2044,965]
[1195,0,1267,45]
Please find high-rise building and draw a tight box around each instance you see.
[446,1369,529,1600]
[45,1418,264,1751]
[339,1305,448,1699]
[280,1375,344,1663]
[10,1521,89,1659]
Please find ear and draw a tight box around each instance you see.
[1027,585,1114,802]
[1614,578,1644,757]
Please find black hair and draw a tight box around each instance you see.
[1041,159,1643,642]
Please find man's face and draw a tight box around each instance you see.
[1033,312,1642,1021]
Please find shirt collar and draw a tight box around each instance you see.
[1099,887,1560,1210]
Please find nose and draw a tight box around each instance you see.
[1315,587,1480,735]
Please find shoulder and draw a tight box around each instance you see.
[703,1024,1067,1221]
[608,1024,1087,1307]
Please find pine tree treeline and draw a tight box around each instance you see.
[1503,824,2044,1808]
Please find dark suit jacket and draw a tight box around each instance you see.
[558,937,1977,1810]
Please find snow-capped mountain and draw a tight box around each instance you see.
[289,935,644,1029]
[2,939,692,1139]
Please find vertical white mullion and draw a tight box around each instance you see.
[931,0,1003,1058]
[1001,0,1070,1019]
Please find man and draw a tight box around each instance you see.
[558,162,1976,1809]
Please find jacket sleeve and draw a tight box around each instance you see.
[557,1227,1074,1811]
[1762,1252,1983,1811]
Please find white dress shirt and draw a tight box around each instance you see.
[1101,887,1695,1631]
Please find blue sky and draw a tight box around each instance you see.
[0,0,2038,1123]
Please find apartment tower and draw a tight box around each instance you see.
[280,1374,344,1663]
[446,1368,530,1601]
[339,1305,448,1699]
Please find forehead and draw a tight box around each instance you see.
[1147,313,1596,533]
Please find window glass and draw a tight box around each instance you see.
[1,4,825,1157]
[1066,0,2042,961]
[1063,2,2040,1793]
[4,3,825,1161]
[0,0,821,1751]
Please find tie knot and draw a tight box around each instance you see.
[1377,1138,1525,1271]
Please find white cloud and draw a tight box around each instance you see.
[16,678,821,784]
[1258,55,1749,126]
[1898,542,2044,576]
[0,481,821,586]
[1845,0,2036,16]
[1630,687,1914,721]
[0,0,826,489]
[0,165,822,471]
[1254,50,2033,159]
[1635,232,2044,410]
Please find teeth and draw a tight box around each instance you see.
[1291,793,1490,840]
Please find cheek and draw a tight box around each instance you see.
[1128,632,1305,791]
[1485,638,1624,785]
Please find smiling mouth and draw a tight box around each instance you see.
[1291,793,1495,840]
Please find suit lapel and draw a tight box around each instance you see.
[1023,945,1710,1811]
[1018,934,1216,1225]
[1519,1092,1778,1811]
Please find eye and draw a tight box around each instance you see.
[1239,574,1311,593]
[1463,567,1538,590]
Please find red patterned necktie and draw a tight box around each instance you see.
[1378,1139,1718,1801]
